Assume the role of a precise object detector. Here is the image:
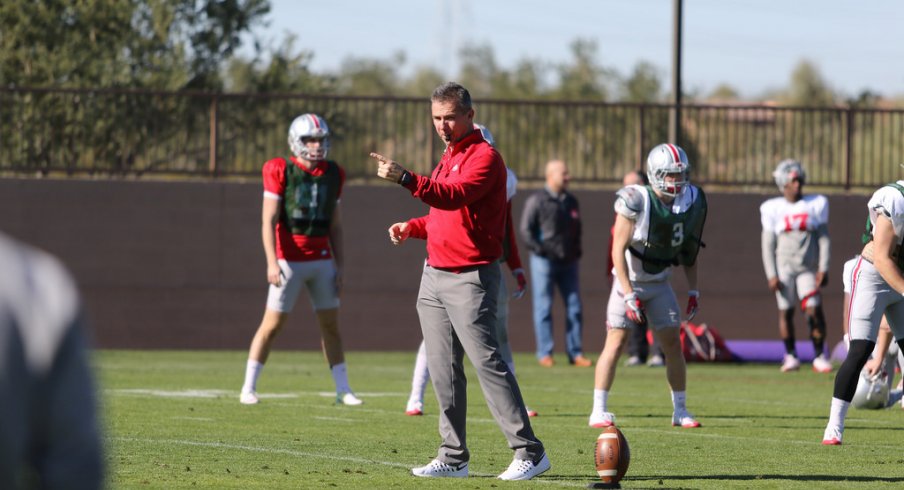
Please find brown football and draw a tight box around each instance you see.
[594,426,630,483]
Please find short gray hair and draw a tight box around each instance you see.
[431,82,472,113]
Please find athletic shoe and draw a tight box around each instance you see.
[572,355,593,367]
[588,409,616,428]
[538,355,555,368]
[239,391,259,405]
[812,354,833,373]
[336,392,363,406]
[497,453,550,481]
[647,355,665,367]
[405,400,424,416]
[672,410,701,428]
[822,425,843,445]
[625,355,643,367]
[411,459,468,478]
[780,354,801,372]
[526,407,539,417]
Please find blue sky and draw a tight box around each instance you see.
[250,0,903,98]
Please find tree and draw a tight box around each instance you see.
[554,39,613,101]
[0,0,270,90]
[784,59,836,107]
[621,61,662,103]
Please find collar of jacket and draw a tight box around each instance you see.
[445,128,485,156]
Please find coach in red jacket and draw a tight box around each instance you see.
[370,82,549,482]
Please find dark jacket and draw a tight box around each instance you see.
[519,187,582,263]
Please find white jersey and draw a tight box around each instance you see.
[614,183,702,283]
[866,181,904,243]
[760,194,830,275]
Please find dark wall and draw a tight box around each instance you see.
[0,178,868,352]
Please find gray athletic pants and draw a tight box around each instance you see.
[417,262,543,465]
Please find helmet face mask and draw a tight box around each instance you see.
[646,143,690,197]
[772,159,805,191]
[288,113,330,161]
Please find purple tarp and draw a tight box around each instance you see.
[725,340,848,363]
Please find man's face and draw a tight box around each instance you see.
[546,161,569,191]
[431,100,474,145]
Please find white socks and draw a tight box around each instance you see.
[671,390,687,412]
[242,359,263,394]
[331,362,352,394]
[409,342,430,403]
[593,389,609,412]
[828,397,850,429]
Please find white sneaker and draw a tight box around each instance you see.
[625,355,642,367]
[812,355,833,373]
[336,392,363,406]
[781,354,801,372]
[822,424,842,445]
[647,355,665,367]
[672,410,701,428]
[497,453,550,481]
[411,459,468,478]
[588,409,616,428]
[405,399,423,416]
[239,391,259,405]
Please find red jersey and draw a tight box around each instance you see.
[262,156,346,262]
[403,130,507,270]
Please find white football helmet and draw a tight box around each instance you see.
[646,143,690,197]
[852,367,890,409]
[288,113,330,161]
[474,123,495,147]
[773,159,805,191]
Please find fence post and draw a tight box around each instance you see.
[209,95,219,177]
[844,108,853,191]
[636,106,645,171]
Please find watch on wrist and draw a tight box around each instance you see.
[398,170,413,186]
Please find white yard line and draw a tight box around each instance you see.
[111,436,586,487]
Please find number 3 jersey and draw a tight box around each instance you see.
[759,193,830,279]
[614,184,707,283]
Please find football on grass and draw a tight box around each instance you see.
[594,426,630,483]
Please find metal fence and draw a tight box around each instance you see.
[2,87,902,192]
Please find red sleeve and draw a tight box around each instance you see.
[262,158,287,197]
[337,164,346,199]
[504,202,523,271]
[407,215,429,240]
[408,148,501,210]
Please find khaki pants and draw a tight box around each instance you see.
[417,262,543,465]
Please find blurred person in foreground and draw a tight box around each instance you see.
[0,231,103,489]
[519,160,591,368]
[588,143,707,429]
[823,179,904,445]
[371,82,548,481]
[759,159,832,373]
[404,124,536,418]
[239,113,362,406]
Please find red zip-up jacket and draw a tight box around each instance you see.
[402,129,506,271]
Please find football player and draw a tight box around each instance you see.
[239,113,362,406]
[759,159,832,373]
[823,180,904,444]
[589,143,706,429]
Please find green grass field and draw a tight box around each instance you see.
[99,350,904,489]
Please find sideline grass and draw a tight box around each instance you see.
[98,350,904,489]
